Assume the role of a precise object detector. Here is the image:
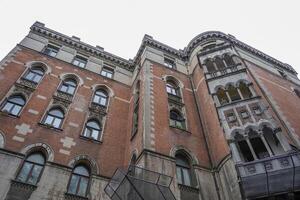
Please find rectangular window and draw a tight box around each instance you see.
[101,67,114,79]
[164,57,176,69]
[227,113,236,122]
[43,44,59,57]
[240,110,249,119]
[73,56,87,68]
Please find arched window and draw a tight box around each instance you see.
[170,110,185,129]
[248,129,270,159]
[166,81,180,96]
[67,165,90,197]
[224,54,235,67]
[83,120,102,140]
[59,78,77,95]
[175,154,191,186]
[24,66,45,83]
[215,57,226,70]
[262,126,284,155]
[16,152,45,185]
[216,88,229,105]
[1,95,26,116]
[205,59,216,73]
[93,89,108,107]
[43,108,64,128]
[238,82,253,99]
[227,84,241,102]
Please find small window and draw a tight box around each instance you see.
[16,152,45,185]
[43,45,59,57]
[43,108,64,128]
[170,110,186,129]
[24,67,45,83]
[1,95,26,116]
[166,81,180,96]
[227,113,236,122]
[93,89,108,107]
[175,154,191,186]
[240,110,249,119]
[67,165,90,197]
[294,89,300,98]
[101,67,114,79]
[224,54,235,67]
[83,120,102,140]
[73,56,87,68]
[239,82,253,99]
[215,57,226,70]
[227,85,241,102]
[164,57,176,69]
[58,78,77,95]
[216,88,229,105]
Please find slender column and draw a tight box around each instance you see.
[259,134,273,156]
[225,91,231,102]
[237,88,244,100]
[246,138,258,160]
[230,142,242,162]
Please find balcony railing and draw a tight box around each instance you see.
[236,151,300,199]
[168,93,182,104]
[105,165,176,200]
[205,63,245,80]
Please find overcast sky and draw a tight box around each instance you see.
[1,0,299,75]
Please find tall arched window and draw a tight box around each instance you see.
[93,89,108,107]
[1,95,26,116]
[175,154,191,186]
[215,57,226,70]
[83,120,102,140]
[170,110,186,129]
[216,88,229,105]
[166,81,180,96]
[205,59,216,72]
[16,152,45,185]
[43,107,64,128]
[227,84,241,102]
[24,66,45,83]
[238,82,253,99]
[67,165,90,197]
[59,78,77,95]
[224,54,235,67]
[262,126,284,155]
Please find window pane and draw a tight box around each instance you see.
[27,165,43,185]
[60,85,68,92]
[87,121,100,129]
[93,95,100,104]
[77,177,88,196]
[17,162,33,183]
[33,74,42,83]
[107,72,112,78]
[53,118,62,128]
[25,72,34,80]
[84,128,91,137]
[27,153,45,164]
[100,98,107,106]
[68,175,80,194]
[91,130,99,140]
[182,168,191,186]
[2,102,13,112]
[74,166,89,176]
[11,105,21,115]
[9,96,25,105]
[67,86,75,95]
[49,109,63,117]
[45,115,54,125]
[176,167,182,184]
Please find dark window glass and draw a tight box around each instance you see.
[175,154,191,186]
[59,78,77,95]
[100,67,114,79]
[215,57,226,70]
[224,54,235,67]
[216,88,229,105]
[67,165,90,197]
[83,120,101,140]
[239,82,253,99]
[227,85,241,102]
[164,57,176,69]
[250,137,270,159]
[237,140,254,162]
[205,59,216,72]
[43,45,59,57]
[294,89,300,98]
[24,67,45,83]
[73,56,87,68]
[170,110,186,129]
[16,153,45,185]
[44,108,64,128]
[93,89,108,106]
[1,95,26,116]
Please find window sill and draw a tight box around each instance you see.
[217,96,261,109]
[65,192,89,200]
[0,111,20,118]
[38,122,63,132]
[170,126,191,134]
[79,135,102,144]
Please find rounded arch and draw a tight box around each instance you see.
[59,73,84,86]
[170,145,199,165]
[25,61,52,74]
[48,104,67,116]
[0,130,5,148]
[203,58,216,72]
[68,155,99,175]
[258,120,276,130]
[20,143,54,162]
[245,125,259,134]
[8,92,28,103]
[91,84,114,97]
[236,79,251,87]
[162,75,184,89]
[230,128,245,140]
[214,56,226,70]
[214,85,226,93]
[224,82,236,90]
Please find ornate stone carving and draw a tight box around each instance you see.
[89,102,107,116]
[14,83,34,99]
[18,78,37,90]
[54,91,73,103]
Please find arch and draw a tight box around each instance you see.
[59,73,84,86]
[170,145,199,165]
[91,84,114,97]
[230,128,245,140]
[232,55,243,64]
[20,143,54,162]
[162,75,184,88]
[0,130,5,148]
[258,120,276,130]
[216,87,229,105]
[223,53,235,67]
[214,56,226,70]
[204,58,215,73]
[68,154,99,175]
[25,61,52,74]
[244,125,259,135]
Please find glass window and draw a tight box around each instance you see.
[73,56,87,68]
[170,110,186,129]
[205,59,216,72]
[43,45,59,57]
[164,57,176,69]
[175,154,191,186]
[100,67,114,79]
[239,82,253,99]
[250,136,270,159]
[43,108,64,128]
[83,120,101,140]
[227,85,241,102]
[1,95,26,116]
[215,57,226,70]
[166,81,179,96]
[93,89,108,106]
[24,67,44,83]
[237,140,255,162]
[67,165,90,197]
[16,153,45,185]
[59,78,77,95]
[224,54,235,67]
[216,88,229,105]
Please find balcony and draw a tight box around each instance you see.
[205,63,245,80]
[168,93,183,105]
[105,165,176,200]
[236,151,300,199]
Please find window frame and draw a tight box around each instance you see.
[164,57,176,69]
[1,95,26,116]
[100,66,114,79]
[72,55,88,69]
[23,66,45,84]
[67,165,91,197]
[43,107,65,129]
[175,154,192,187]
[169,109,186,129]
[92,89,108,107]
[83,119,102,141]
[58,78,78,96]
[43,44,60,57]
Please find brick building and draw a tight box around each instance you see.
[0,21,300,200]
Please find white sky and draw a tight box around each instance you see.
[1,0,299,75]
